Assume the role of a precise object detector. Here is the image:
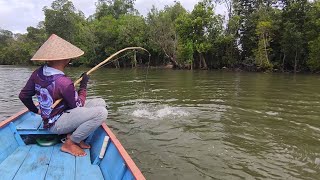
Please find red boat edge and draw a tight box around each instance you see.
[101,123,145,180]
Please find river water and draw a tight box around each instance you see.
[0,65,319,179]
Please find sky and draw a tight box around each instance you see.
[0,0,226,34]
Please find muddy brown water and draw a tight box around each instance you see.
[1,65,319,179]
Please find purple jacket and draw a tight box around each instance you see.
[19,65,86,128]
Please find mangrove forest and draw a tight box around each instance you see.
[1,0,320,72]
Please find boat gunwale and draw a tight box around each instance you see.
[0,108,28,128]
[0,108,146,180]
[101,123,145,180]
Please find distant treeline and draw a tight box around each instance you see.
[0,0,320,72]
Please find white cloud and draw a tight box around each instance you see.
[0,0,225,33]
[135,0,227,17]
[135,0,199,15]
[0,0,52,33]
[71,0,96,17]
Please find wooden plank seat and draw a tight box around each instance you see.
[14,113,54,135]
[0,144,104,180]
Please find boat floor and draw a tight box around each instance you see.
[0,143,104,180]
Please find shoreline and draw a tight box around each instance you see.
[1,64,318,74]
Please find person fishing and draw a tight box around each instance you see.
[19,34,108,157]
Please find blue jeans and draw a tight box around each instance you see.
[49,98,108,143]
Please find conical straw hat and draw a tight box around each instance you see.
[31,34,84,61]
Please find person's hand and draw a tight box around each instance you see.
[80,72,89,89]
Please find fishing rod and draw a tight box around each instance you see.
[51,47,150,108]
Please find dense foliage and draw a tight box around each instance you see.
[0,0,320,72]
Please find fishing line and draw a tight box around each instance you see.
[93,51,135,71]
[143,53,152,97]
[78,51,134,99]
[90,50,152,99]
[52,47,150,108]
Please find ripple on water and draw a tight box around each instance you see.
[265,111,279,116]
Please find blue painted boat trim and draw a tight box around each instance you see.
[9,123,25,146]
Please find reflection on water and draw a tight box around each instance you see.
[1,65,320,179]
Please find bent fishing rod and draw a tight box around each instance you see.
[51,47,150,108]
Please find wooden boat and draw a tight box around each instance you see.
[0,108,145,180]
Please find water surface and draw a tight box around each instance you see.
[1,65,319,179]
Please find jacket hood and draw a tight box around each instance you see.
[36,66,64,88]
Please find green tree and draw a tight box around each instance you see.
[235,0,260,61]
[26,23,48,56]
[147,2,187,68]
[1,0,319,72]
[177,0,221,69]
[90,15,119,66]
[306,1,320,71]
[117,15,147,67]
[254,20,273,70]
[44,0,98,66]
[177,39,194,69]
[213,0,240,68]
[95,0,137,19]
[0,27,46,65]
[43,0,84,42]
[72,15,97,66]
[176,12,194,68]
[0,34,35,65]
[280,0,309,72]
[221,15,240,68]
[307,36,320,72]
[0,29,13,64]
[191,0,216,69]
[0,29,13,46]
[253,5,276,71]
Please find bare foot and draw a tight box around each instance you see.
[67,134,91,149]
[79,141,91,149]
[61,139,86,157]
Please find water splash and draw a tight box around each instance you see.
[266,111,279,116]
[315,158,320,166]
[131,104,190,119]
[156,106,190,118]
[132,109,153,117]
